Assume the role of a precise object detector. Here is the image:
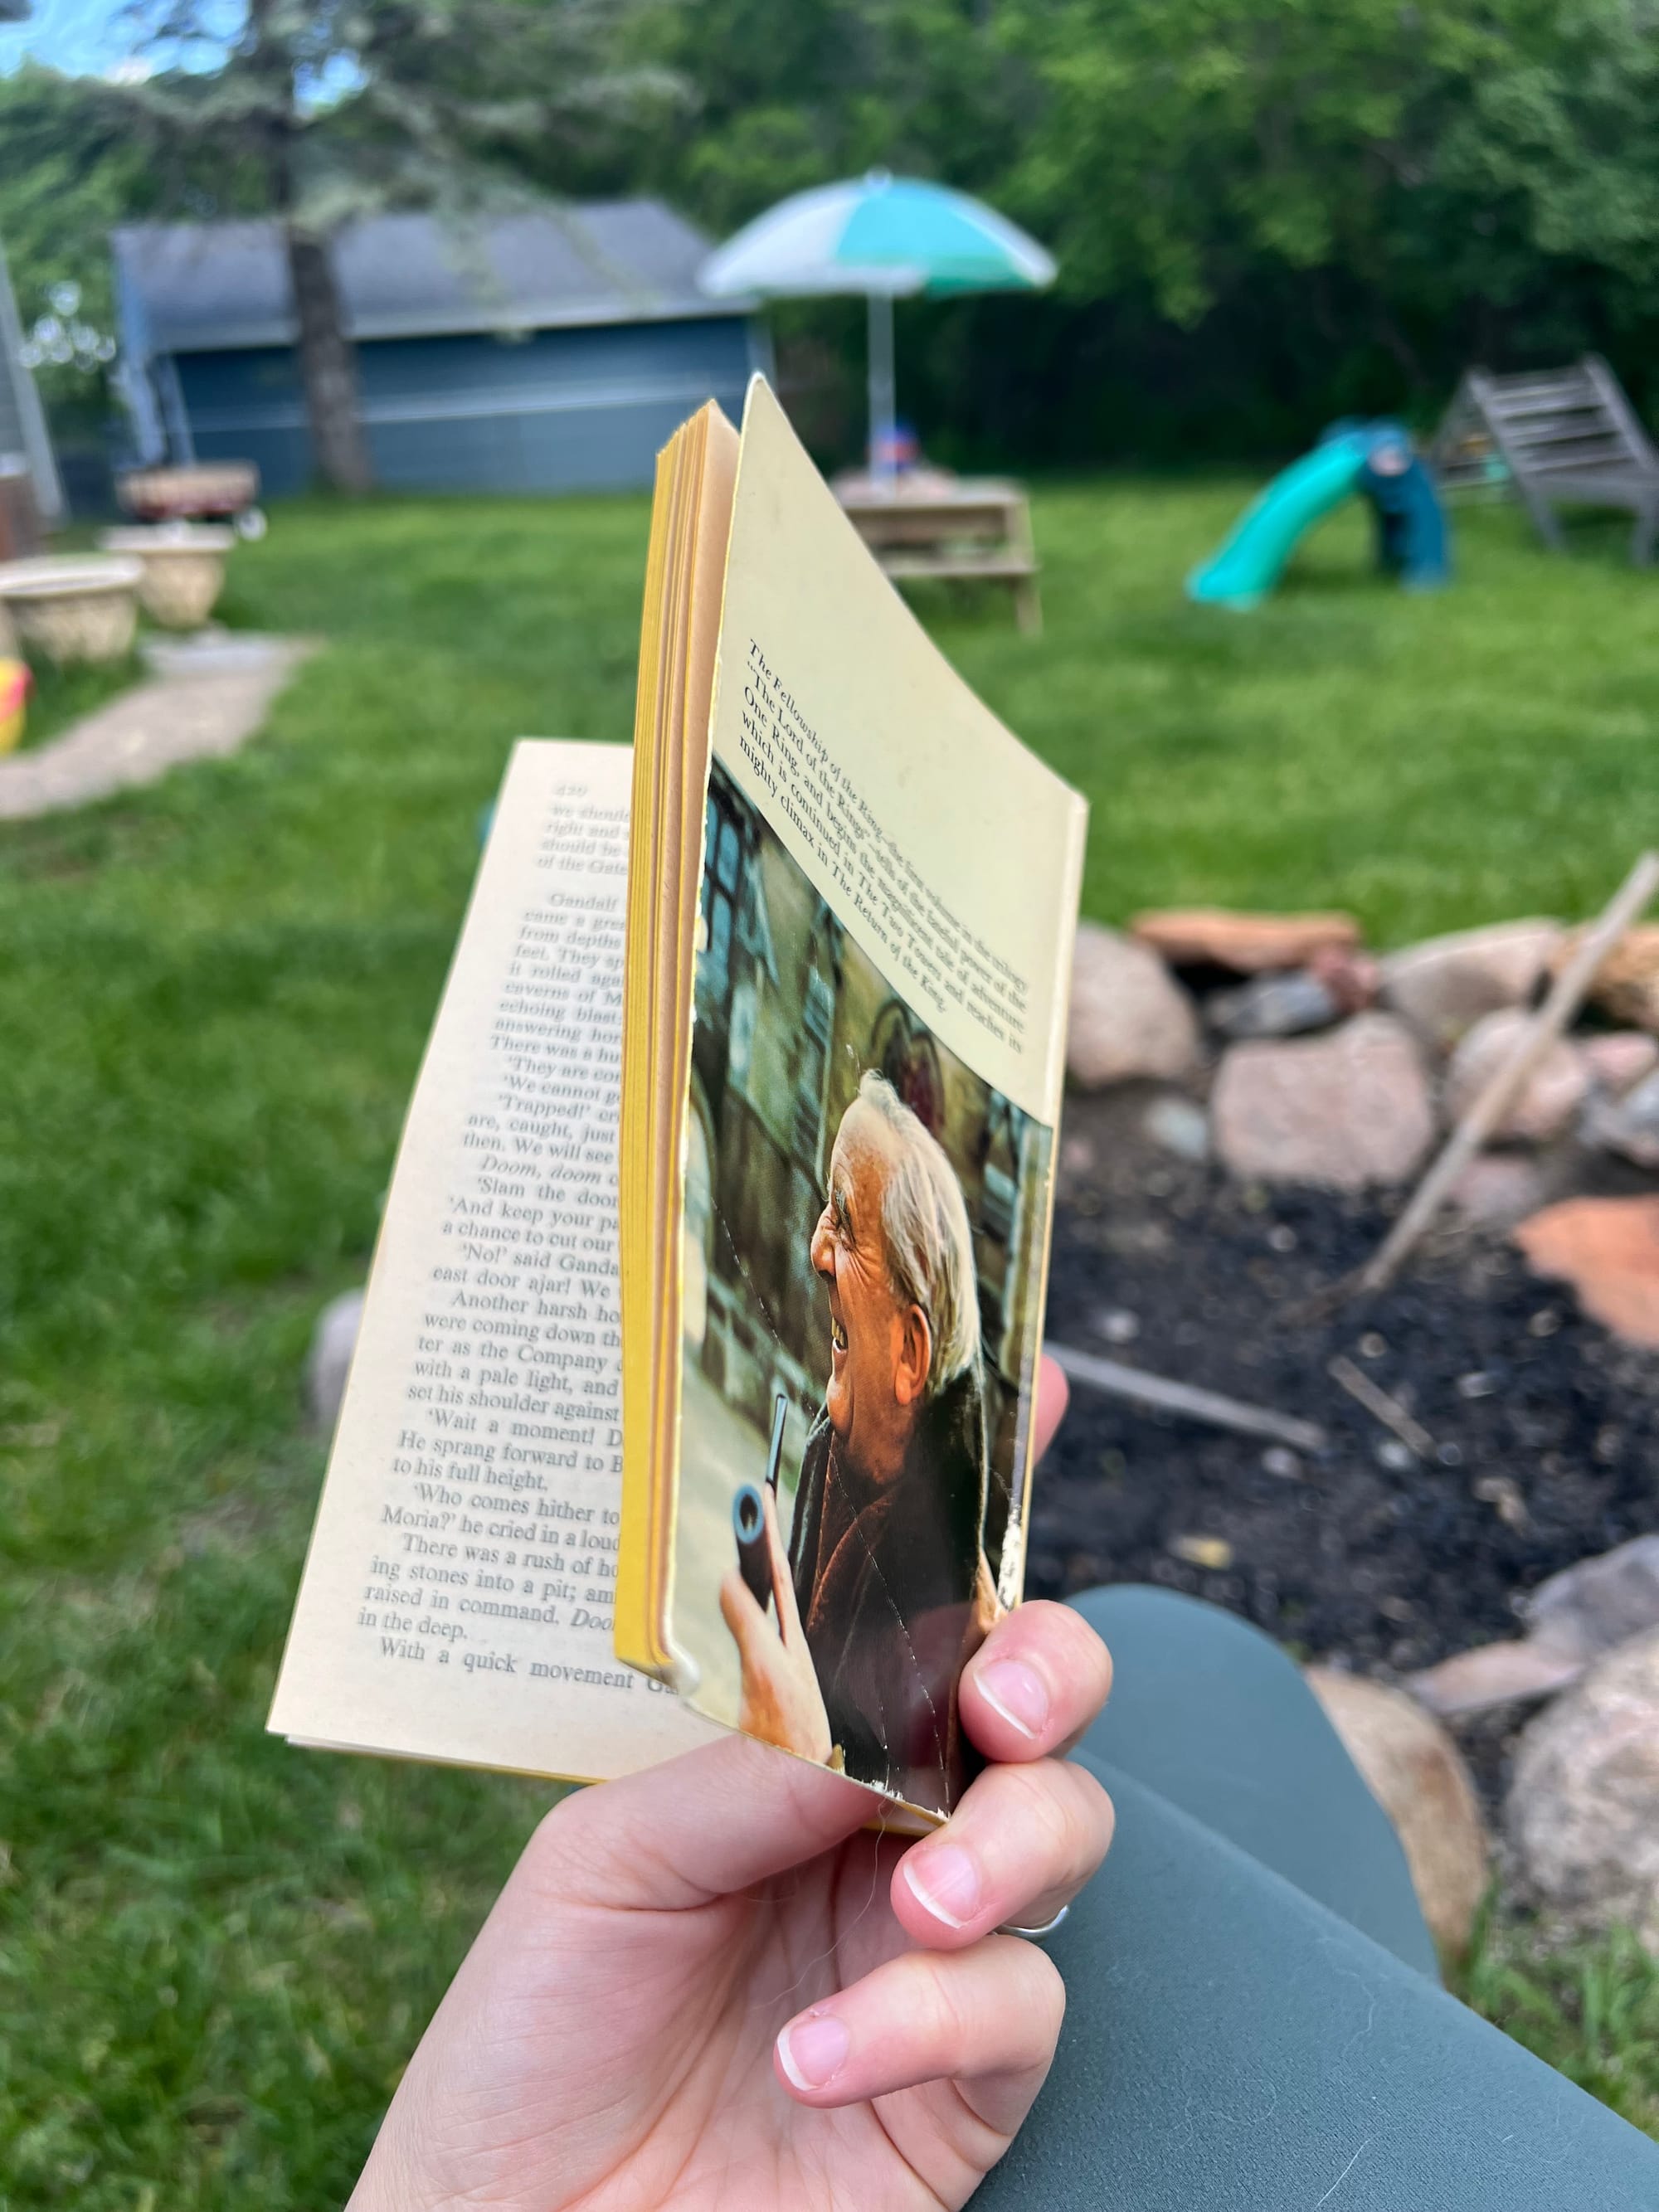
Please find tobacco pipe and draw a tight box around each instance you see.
[732,1391,788,1615]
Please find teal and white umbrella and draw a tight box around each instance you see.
[699,171,1056,479]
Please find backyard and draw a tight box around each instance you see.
[4,479,1659,2204]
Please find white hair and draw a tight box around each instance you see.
[854,1069,981,1395]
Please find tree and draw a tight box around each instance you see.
[119,0,675,492]
[1008,0,1504,345]
[0,71,119,409]
[21,0,1659,477]
[985,0,1659,445]
[1436,0,1659,330]
[0,67,160,439]
[631,0,1032,234]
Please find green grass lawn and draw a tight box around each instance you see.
[9,650,142,754]
[3,480,1658,2205]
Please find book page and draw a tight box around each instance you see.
[270,739,719,1782]
[715,379,1083,1130]
[666,380,1087,1818]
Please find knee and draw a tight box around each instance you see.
[1065,1582,1301,1689]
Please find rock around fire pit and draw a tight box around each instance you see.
[1064,903,1659,1311]
[1044,901,1659,1943]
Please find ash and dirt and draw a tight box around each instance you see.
[1027,1087,1659,1698]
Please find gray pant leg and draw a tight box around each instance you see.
[1070,1583,1435,1976]
[967,1587,1659,2209]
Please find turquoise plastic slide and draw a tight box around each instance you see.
[1186,430,1372,608]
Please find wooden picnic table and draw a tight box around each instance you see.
[834,471,1041,634]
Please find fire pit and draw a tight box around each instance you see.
[1033,1084,1659,1679]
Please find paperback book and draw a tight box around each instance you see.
[270,377,1086,1824]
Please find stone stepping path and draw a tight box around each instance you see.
[0,632,315,821]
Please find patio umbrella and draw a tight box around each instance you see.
[698,171,1056,481]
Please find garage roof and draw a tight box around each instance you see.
[114,202,742,354]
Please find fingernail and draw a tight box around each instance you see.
[976,1657,1049,1739]
[777,2007,850,2089]
[902,1841,982,1928]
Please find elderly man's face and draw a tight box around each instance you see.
[810,1099,931,1485]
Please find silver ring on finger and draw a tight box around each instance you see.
[1000,1903,1070,1941]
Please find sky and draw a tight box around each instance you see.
[0,0,137,75]
[0,0,246,76]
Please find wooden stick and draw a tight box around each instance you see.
[1046,1339,1326,1452]
[1327,1354,1437,1460]
[1355,848,1659,1297]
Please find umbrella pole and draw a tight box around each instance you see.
[867,290,897,486]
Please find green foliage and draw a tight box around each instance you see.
[1010,0,1659,335]
[1438,0,1659,324]
[11,652,143,754]
[0,69,144,311]
[0,61,268,445]
[2,485,1659,2200]
[629,0,1028,232]
[968,0,1659,454]
[1014,0,1462,326]
[121,0,678,227]
[18,0,1659,466]
[586,0,1659,464]
[0,67,155,433]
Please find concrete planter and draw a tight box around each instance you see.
[99,525,235,630]
[0,557,143,664]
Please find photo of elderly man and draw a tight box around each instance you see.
[720,1071,998,1815]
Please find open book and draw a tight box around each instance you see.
[270,377,1086,1823]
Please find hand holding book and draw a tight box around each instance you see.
[268,372,1104,2205]
[348,1378,1118,2212]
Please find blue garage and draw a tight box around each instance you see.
[112,203,763,497]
